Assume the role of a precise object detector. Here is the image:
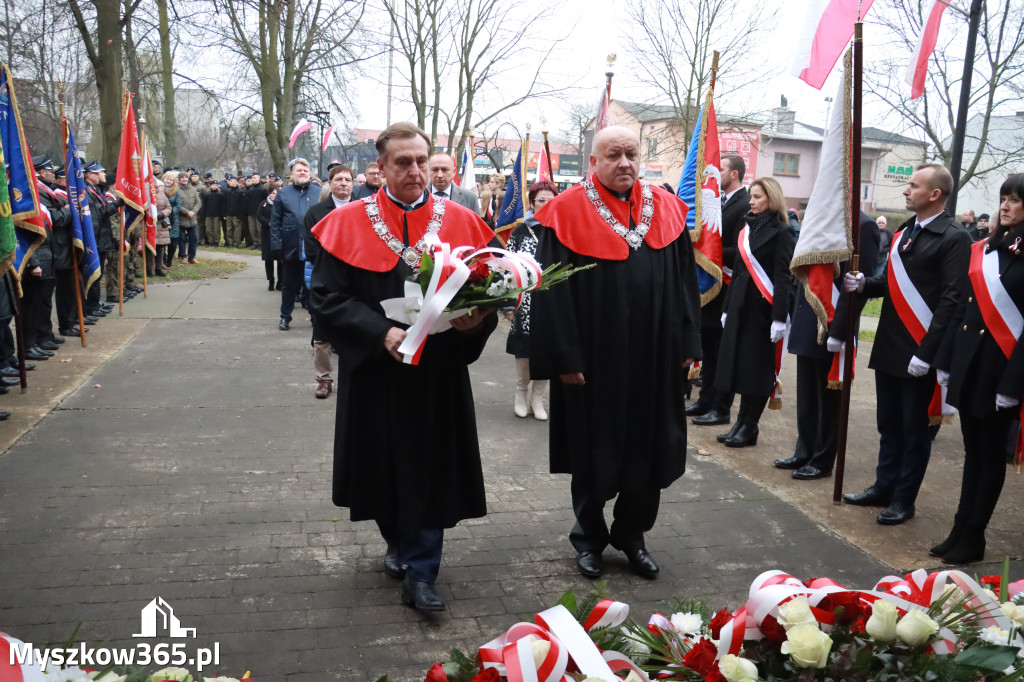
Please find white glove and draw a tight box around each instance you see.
[907,355,930,377]
[770,320,787,343]
[844,272,865,293]
[721,313,727,328]
[996,394,1019,409]
[936,369,949,387]
[826,337,844,353]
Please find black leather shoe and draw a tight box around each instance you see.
[1,367,20,377]
[26,347,52,361]
[685,401,711,417]
[842,486,889,507]
[624,548,659,578]
[383,549,407,579]
[941,532,985,565]
[60,327,84,336]
[576,551,603,578]
[0,409,10,420]
[38,340,59,351]
[0,377,18,387]
[278,319,290,331]
[717,421,742,443]
[83,316,98,325]
[401,579,446,612]
[792,465,832,480]
[52,335,65,344]
[724,424,758,447]
[773,456,806,470]
[0,384,7,394]
[693,409,730,426]
[877,501,915,525]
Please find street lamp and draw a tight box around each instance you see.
[295,110,330,178]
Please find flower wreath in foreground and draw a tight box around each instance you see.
[413,565,1024,682]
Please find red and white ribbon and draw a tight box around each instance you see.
[738,226,774,304]
[0,631,46,681]
[886,228,932,344]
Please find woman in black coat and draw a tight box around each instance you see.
[715,177,797,447]
[932,173,1024,565]
[257,186,282,291]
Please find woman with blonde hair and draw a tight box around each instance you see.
[714,177,797,447]
[479,173,505,227]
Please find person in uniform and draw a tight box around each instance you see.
[309,123,496,612]
[843,164,971,525]
[529,126,702,580]
[83,161,118,319]
[931,173,1024,564]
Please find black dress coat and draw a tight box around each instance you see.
[716,212,797,396]
[529,218,703,500]
[257,200,274,261]
[935,235,1024,418]
[862,212,971,377]
[308,209,496,531]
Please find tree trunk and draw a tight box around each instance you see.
[157,0,176,165]
[94,0,124,167]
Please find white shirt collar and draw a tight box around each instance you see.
[332,195,350,208]
[431,184,451,197]
[385,186,428,210]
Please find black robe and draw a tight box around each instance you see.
[309,210,496,531]
[529,220,702,500]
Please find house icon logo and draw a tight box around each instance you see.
[133,597,197,638]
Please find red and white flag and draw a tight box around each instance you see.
[321,122,338,153]
[791,0,874,89]
[289,119,312,149]
[906,0,949,99]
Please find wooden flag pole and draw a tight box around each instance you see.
[833,25,864,504]
[118,89,129,317]
[542,129,552,185]
[140,130,149,298]
[58,81,87,347]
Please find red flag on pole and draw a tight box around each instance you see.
[536,147,553,184]
[140,134,157,254]
[791,0,874,89]
[905,0,949,99]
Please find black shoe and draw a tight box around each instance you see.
[154,269,167,277]
[685,401,711,417]
[275,283,283,291]
[401,579,446,612]
[941,531,985,565]
[37,340,59,351]
[773,456,806,470]
[59,327,84,336]
[105,296,119,303]
[83,316,98,325]
[268,281,275,292]
[623,548,659,579]
[842,486,890,507]
[0,377,18,387]
[52,335,65,344]
[0,410,10,420]
[278,319,290,331]
[576,551,603,578]
[383,549,407,579]
[877,501,915,525]
[717,421,742,443]
[724,423,758,447]
[0,385,7,395]
[26,347,52,360]
[1,367,20,377]
[792,465,832,480]
[930,516,966,557]
[693,409,730,426]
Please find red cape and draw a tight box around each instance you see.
[311,189,495,272]
[533,180,689,261]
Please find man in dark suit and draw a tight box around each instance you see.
[351,162,383,199]
[689,154,750,426]
[428,153,481,213]
[843,164,971,524]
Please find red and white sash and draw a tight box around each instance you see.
[969,240,1024,463]
[827,284,857,389]
[739,225,788,408]
[886,227,932,344]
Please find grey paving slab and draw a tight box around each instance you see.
[0,307,898,681]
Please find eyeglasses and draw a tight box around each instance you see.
[365,171,381,177]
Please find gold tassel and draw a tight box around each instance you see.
[688,365,702,380]
[928,414,956,426]
[768,396,783,410]
[826,380,844,390]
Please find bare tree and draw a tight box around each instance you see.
[559,99,594,156]
[623,0,779,154]
[867,0,1024,188]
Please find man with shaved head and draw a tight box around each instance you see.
[428,152,480,213]
[530,126,702,579]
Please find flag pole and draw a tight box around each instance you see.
[117,89,128,317]
[833,24,864,504]
[140,131,149,298]
[5,272,28,391]
[542,129,553,185]
[523,129,530,193]
[58,81,88,348]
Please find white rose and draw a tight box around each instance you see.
[718,653,760,682]
[670,612,703,635]
[895,609,940,647]
[148,669,193,682]
[1001,601,1024,626]
[780,623,833,668]
[621,635,652,657]
[865,599,899,642]
[623,671,651,682]
[979,625,1010,645]
[530,638,551,668]
[778,596,817,631]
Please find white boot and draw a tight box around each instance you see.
[514,358,530,418]
[530,380,548,421]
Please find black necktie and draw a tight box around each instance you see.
[903,222,922,252]
[434,190,447,200]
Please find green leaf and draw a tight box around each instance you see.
[556,588,577,613]
[372,676,389,682]
[1002,555,1011,604]
[954,644,1021,672]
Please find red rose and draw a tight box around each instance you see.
[980,575,1002,594]
[759,615,787,644]
[468,260,491,282]
[704,663,728,682]
[425,663,448,682]
[471,668,501,682]
[681,638,718,676]
[849,616,867,634]
[822,591,865,624]
[709,608,732,640]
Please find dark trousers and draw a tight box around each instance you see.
[279,260,304,322]
[874,371,936,504]
[956,411,1013,529]
[55,268,78,330]
[569,477,660,553]
[179,226,198,259]
[377,524,444,583]
[166,238,179,266]
[264,260,284,284]
[697,322,734,413]
[21,277,55,346]
[86,253,106,313]
[792,355,841,471]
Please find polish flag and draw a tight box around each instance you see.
[322,123,338,153]
[536,147,553,184]
[288,119,312,149]
[905,0,949,99]
[791,0,874,89]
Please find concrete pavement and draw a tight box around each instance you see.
[0,250,1019,681]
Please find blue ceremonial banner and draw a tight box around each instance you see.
[677,107,704,233]
[677,104,721,301]
[0,64,46,277]
[494,144,524,246]
[63,121,102,288]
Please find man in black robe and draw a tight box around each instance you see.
[530,126,702,579]
[309,123,496,612]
